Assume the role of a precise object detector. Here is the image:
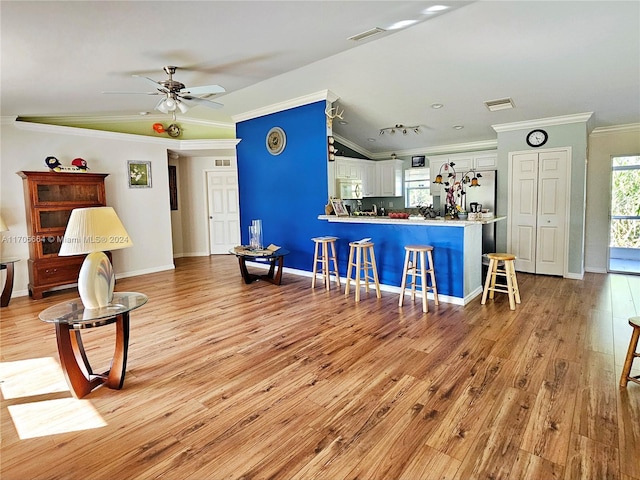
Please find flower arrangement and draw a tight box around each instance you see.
[433,162,482,218]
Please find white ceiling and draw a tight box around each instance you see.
[2,1,639,156]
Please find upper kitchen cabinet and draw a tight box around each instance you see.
[376,159,404,197]
[335,156,364,180]
[428,150,497,195]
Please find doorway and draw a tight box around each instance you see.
[206,166,241,254]
[608,155,640,274]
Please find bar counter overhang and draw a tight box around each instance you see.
[317,215,506,305]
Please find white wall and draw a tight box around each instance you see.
[585,125,640,272]
[0,120,176,298]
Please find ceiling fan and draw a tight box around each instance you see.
[104,66,225,119]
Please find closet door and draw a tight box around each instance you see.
[508,149,569,276]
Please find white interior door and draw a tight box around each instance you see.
[509,149,569,276]
[509,152,538,273]
[207,169,240,254]
[535,151,568,275]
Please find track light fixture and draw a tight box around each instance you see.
[379,124,420,136]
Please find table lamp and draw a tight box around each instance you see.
[0,215,8,232]
[59,207,133,309]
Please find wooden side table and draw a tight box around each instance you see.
[39,292,148,398]
[229,247,290,285]
[0,257,20,307]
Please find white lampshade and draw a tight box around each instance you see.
[59,207,133,309]
[0,215,8,232]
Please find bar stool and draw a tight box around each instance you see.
[344,240,381,302]
[398,245,439,313]
[620,316,640,387]
[481,253,521,310]
[311,236,341,290]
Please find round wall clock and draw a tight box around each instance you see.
[526,129,548,147]
[266,127,286,155]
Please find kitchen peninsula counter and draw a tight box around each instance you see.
[317,215,506,304]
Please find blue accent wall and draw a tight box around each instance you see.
[236,101,329,271]
[236,101,467,298]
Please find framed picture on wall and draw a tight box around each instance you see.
[128,161,152,188]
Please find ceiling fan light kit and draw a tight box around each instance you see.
[105,66,225,119]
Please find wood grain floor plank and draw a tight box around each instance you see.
[1,256,639,480]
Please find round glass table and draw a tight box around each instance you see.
[39,292,148,398]
[229,247,290,285]
[0,257,20,307]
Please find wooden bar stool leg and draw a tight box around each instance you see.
[363,247,371,294]
[345,245,355,297]
[419,250,428,313]
[620,320,640,387]
[330,241,341,288]
[322,241,330,290]
[504,260,516,310]
[399,249,411,307]
[311,241,320,288]
[354,246,362,302]
[427,249,439,305]
[369,245,381,298]
[409,251,417,302]
[509,261,521,304]
[481,258,496,304]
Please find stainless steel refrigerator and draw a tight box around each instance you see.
[464,170,497,254]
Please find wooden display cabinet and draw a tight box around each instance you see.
[18,171,109,299]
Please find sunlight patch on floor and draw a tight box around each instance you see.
[0,357,68,399]
[1,357,107,439]
[8,398,107,439]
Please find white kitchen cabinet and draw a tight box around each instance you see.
[428,150,497,195]
[376,159,403,197]
[335,157,362,180]
[362,161,377,197]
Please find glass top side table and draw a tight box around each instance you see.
[0,257,20,307]
[39,292,148,398]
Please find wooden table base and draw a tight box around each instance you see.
[237,255,285,285]
[55,313,130,398]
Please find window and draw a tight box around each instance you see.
[404,168,432,208]
[609,155,640,273]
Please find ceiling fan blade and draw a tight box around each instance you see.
[181,84,226,95]
[133,74,167,92]
[102,91,161,95]
[180,95,224,109]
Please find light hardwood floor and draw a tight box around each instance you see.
[1,255,639,480]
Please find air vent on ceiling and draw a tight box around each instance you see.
[484,98,515,111]
[347,27,386,41]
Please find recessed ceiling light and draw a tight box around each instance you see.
[338,120,348,125]
[431,103,444,109]
[453,125,464,130]
[347,27,386,41]
[367,138,376,142]
[387,19,418,30]
[423,5,450,14]
[139,111,149,116]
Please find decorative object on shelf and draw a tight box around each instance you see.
[152,123,165,133]
[248,219,263,250]
[71,158,89,170]
[58,206,133,309]
[266,126,286,155]
[128,160,152,188]
[432,162,482,215]
[412,155,425,167]
[526,129,548,147]
[328,136,336,161]
[45,156,61,169]
[330,197,349,216]
[379,124,420,136]
[325,105,344,128]
[167,123,181,137]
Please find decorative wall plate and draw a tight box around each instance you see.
[266,127,286,155]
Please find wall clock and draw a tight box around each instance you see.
[266,127,286,155]
[526,129,548,147]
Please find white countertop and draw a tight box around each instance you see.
[317,215,506,226]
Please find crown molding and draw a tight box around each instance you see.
[232,89,339,123]
[590,122,640,136]
[369,139,498,160]
[13,113,234,129]
[11,118,240,150]
[492,112,593,132]
[332,133,374,159]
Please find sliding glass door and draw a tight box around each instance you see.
[609,155,640,274]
